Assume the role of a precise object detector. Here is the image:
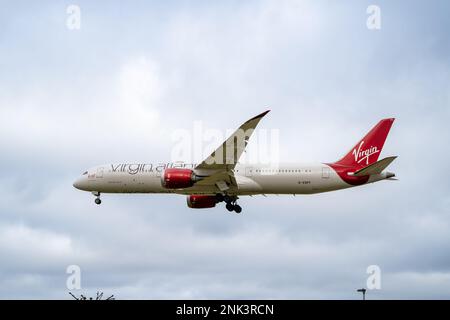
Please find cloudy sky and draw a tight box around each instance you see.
[0,0,449,299]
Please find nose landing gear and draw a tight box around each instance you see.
[92,192,101,205]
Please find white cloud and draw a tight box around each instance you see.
[0,56,168,166]
[116,57,162,130]
[0,223,92,272]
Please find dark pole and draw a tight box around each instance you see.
[357,288,367,300]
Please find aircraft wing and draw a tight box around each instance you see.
[194,171,238,192]
[194,110,270,172]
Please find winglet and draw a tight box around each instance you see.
[245,109,271,123]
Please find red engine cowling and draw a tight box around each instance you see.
[161,168,195,189]
[187,195,217,209]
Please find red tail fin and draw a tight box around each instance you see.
[334,118,395,169]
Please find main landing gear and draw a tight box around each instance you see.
[92,191,101,205]
[226,202,242,213]
[217,194,242,213]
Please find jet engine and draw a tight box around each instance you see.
[187,195,218,208]
[161,168,197,189]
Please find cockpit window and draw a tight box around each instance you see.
[82,171,88,175]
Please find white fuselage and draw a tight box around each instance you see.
[73,162,389,196]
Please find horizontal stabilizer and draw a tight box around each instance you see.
[353,156,397,176]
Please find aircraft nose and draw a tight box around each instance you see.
[73,177,87,190]
[73,178,81,189]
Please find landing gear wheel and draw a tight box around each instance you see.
[226,203,234,212]
[95,198,101,205]
[234,205,242,213]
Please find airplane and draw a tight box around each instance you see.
[73,110,397,213]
